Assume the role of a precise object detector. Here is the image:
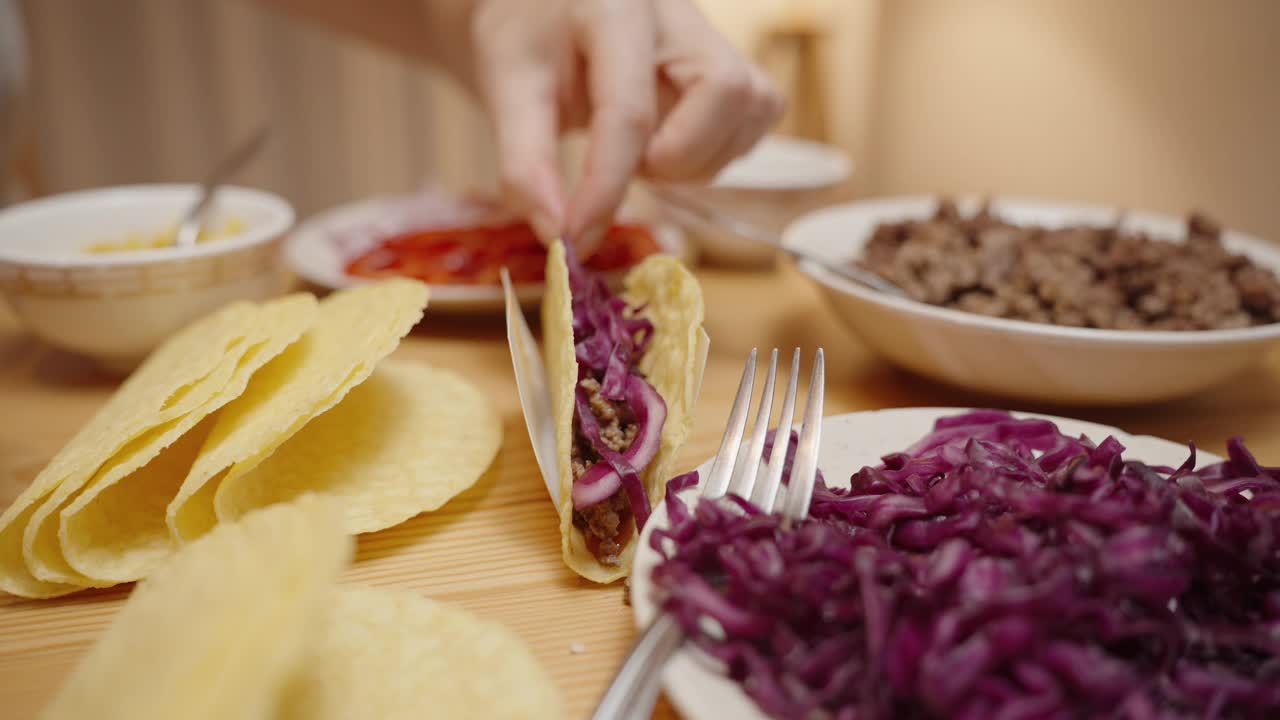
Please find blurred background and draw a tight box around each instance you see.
[2,0,1278,239]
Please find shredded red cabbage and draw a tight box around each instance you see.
[565,244,664,529]
[651,411,1280,719]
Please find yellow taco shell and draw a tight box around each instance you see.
[544,241,706,583]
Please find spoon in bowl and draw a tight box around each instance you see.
[173,126,272,248]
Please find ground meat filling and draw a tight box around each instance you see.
[859,199,1280,330]
[571,376,641,566]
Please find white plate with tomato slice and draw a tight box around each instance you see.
[284,189,690,312]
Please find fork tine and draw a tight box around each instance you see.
[783,347,824,525]
[751,348,801,513]
[728,349,778,500]
[589,348,816,720]
[702,348,757,500]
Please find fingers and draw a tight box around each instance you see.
[490,73,565,242]
[706,65,786,171]
[471,0,783,249]
[644,0,785,181]
[645,59,785,181]
[564,1,657,255]
[473,10,566,242]
[643,63,743,180]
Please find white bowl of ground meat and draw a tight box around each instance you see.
[782,196,1280,405]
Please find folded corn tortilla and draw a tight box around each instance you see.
[543,241,708,583]
[0,294,317,597]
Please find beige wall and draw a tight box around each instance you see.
[12,0,1280,240]
[16,0,497,217]
[865,0,1280,240]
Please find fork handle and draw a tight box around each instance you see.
[591,613,685,720]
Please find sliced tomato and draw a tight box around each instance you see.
[343,221,661,285]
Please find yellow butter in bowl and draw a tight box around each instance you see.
[83,216,248,253]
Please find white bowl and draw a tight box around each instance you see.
[782,196,1280,405]
[0,184,295,370]
[632,408,1221,720]
[284,190,689,313]
[670,135,852,268]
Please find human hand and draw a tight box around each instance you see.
[462,0,785,254]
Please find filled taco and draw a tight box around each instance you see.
[543,241,707,583]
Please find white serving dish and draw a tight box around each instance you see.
[284,190,689,313]
[782,196,1280,405]
[0,184,294,371]
[672,135,852,268]
[631,407,1220,720]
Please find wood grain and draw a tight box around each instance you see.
[2,264,1278,719]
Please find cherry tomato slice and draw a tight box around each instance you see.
[344,221,661,285]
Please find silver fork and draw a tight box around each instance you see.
[590,346,826,720]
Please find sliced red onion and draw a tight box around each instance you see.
[572,463,622,509]
[576,333,613,368]
[570,374,666,525]
[563,241,663,529]
[600,344,632,400]
[652,416,1280,719]
[622,374,666,469]
[566,242,654,373]
[574,387,652,529]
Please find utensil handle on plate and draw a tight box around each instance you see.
[175,126,272,247]
[591,613,684,720]
[648,184,907,298]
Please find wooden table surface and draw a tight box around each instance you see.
[2,263,1279,719]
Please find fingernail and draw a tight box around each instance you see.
[532,169,565,243]
[530,211,559,244]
